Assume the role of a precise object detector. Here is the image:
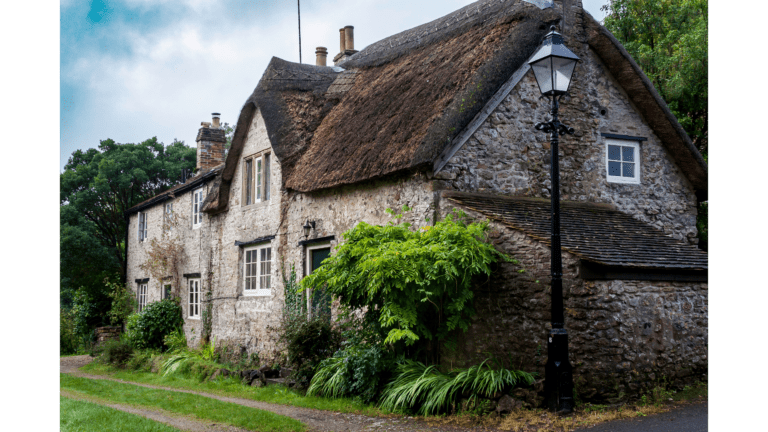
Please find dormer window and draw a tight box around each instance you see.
[605,139,640,184]
[192,188,204,229]
[243,152,271,206]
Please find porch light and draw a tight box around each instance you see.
[303,220,312,238]
[528,26,580,96]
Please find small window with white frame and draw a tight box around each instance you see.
[605,139,640,184]
[242,152,271,206]
[192,188,204,229]
[138,212,148,241]
[188,278,200,319]
[243,244,272,296]
[137,282,148,312]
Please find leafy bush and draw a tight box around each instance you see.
[301,209,513,355]
[308,343,390,403]
[280,311,342,388]
[106,278,137,326]
[60,308,79,355]
[379,359,535,415]
[100,339,135,367]
[124,299,183,350]
[163,327,188,353]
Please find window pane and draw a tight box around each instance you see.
[245,160,253,205]
[622,146,634,162]
[256,159,262,201]
[608,161,621,176]
[608,145,620,161]
[623,162,635,178]
[264,154,270,200]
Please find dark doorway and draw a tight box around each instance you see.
[308,247,331,319]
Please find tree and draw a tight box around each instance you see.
[602,0,708,250]
[602,0,708,159]
[60,137,196,281]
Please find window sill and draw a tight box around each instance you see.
[607,177,640,185]
[241,200,272,210]
[242,290,272,297]
[188,316,201,320]
[192,224,202,230]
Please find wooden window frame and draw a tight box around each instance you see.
[243,244,272,296]
[188,278,201,319]
[192,188,204,229]
[242,152,271,207]
[605,138,641,185]
[306,243,332,319]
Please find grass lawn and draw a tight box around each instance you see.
[61,374,306,432]
[60,397,181,432]
[81,361,384,416]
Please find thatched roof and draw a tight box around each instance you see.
[204,0,707,213]
[446,191,708,271]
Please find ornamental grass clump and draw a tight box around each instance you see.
[379,359,535,415]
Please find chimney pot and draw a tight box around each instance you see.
[212,112,221,129]
[344,25,354,52]
[315,47,328,66]
[339,28,346,52]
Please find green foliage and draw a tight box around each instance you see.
[280,312,343,388]
[696,201,707,250]
[125,300,184,350]
[282,263,305,318]
[70,286,104,347]
[163,328,188,353]
[301,209,512,354]
[106,278,137,326]
[100,339,135,367]
[602,0,707,158]
[379,359,534,415]
[60,308,79,355]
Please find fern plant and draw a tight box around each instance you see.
[379,359,535,415]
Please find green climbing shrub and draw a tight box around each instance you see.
[301,208,513,350]
[124,299,183,350]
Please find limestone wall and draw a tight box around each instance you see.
[437,47,699,245]
[440,203,707,401]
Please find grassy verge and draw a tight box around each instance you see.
[81,361,384,416]
[61,374,305,432]
[61,396,181,432]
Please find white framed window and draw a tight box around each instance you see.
[242,153,271,206]
[188,279,201,319]
[605,139,640,184]
[137,282,148,312]
[243,245,272,296]
[164,202,173,232]
[138,212,148,241]
[192,188,204,229]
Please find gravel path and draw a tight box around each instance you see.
[60,355,492,432]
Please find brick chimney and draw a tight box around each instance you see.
[196,113,226,172]
[333,25,358,65]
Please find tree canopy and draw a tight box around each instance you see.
[602,0,708,159]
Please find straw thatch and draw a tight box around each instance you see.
[203,0,707,214]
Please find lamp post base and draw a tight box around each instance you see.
[545,328,574,413]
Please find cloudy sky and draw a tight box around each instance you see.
[60,0,608,170]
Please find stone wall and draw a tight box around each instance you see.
[95,326,122,347]
[437,46,699,245]
[440,202,707,401]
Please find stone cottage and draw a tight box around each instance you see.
[125,0,707,400]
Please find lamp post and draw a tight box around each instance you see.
[528,25,579,414]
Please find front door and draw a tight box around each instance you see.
[308,247,331,320]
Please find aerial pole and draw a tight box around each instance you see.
[298,0,302,63]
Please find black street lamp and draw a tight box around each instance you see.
[528,25,580,414]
